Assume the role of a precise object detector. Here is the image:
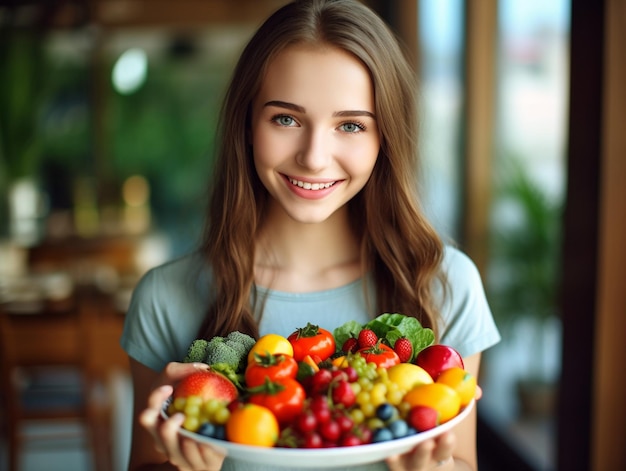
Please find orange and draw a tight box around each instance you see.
[247,334,294,363]
[403,383,461,423]
[436,367,477,407]
[226,403,279,447]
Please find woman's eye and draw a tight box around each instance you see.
[340,122,365,133]
[274,115,297,127]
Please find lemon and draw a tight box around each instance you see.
[387,363,433,393]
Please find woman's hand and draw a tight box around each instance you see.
[386,432,456,470]
[137,361,227,471]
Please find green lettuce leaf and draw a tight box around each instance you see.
[333,313,435,362]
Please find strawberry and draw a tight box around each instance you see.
[341,336,359,353]
[173,370,238,403]
[393,337,413,363]
[357,329,378,349]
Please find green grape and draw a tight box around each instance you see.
[183,415,200,432]
[350,408,366,425]
[172,397,187,412]
[358,377,373,391]
[356,390,371,406]
[212,406,231,425]
[184,403,201,418]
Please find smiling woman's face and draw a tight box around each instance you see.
[250,44,380,225]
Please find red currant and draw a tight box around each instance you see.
[311,369,333,393]
[303,432,323,448]
[342,366,359,383]
[319,420,341,442]
[297,411,317,434]
[332,380,356,408]
[340,434,362,447]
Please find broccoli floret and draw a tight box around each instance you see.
[183,331,256,382]
[226,331,256,352]
[223,331,256,368]
[183,339,209,363]
[204,337,241,370]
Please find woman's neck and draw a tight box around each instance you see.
[254,206,362,292]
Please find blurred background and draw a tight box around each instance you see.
[0,1,623,470]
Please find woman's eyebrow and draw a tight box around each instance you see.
[264,100,305,113]
[333,110,376,119]
[264,100,375,119]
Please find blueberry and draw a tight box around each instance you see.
[213,425,226,440]
[375,403,396,422]
[372,427,394,443]
[388,419,409,439]
[197,423,216,437]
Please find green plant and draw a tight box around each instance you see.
[487,157,562,382]
[488,158,561,323]
[0,31,45,180]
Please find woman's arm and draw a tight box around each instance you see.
[127,358,226,471]
[386,353,481,471]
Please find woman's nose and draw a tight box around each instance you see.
[296,128,332,171]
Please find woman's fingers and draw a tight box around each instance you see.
[139,384,174,454]
[180,435,226,471]
[386,439,435,470]
[431,432,456,464]
[386,432,456,471]
[139,364,226,471]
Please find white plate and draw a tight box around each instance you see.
[161,399,474,468]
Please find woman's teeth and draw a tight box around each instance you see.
[288,178,335,190]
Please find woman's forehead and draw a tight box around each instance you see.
[255,44,375,114]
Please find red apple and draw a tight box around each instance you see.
[407,405,440,432]
[173,370,238,403]
[414,344,464,381]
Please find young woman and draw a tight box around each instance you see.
[121,1,500,470]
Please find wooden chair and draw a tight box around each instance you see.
[0,296,110,471]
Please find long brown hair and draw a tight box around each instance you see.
[199,0,445,340]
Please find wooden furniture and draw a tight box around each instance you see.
[0,234,140,470]
[0,298,97,471]
[0,294,119,471]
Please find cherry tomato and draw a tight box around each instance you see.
[288,322,336,361]
[245,353,298,387]
[357,343,401,368]
[248,378,306,426]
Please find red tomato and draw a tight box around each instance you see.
[245,353,298,387]
[357,343,400,369]
[248,378,306,425]
[287,323,336,361]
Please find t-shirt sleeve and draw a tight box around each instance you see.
[120,259,204,372]
[438,247,501,358]
[119,268,179,371]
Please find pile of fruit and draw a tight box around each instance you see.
[167,313,476,449]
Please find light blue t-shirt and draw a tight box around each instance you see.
[120,245,500,470]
